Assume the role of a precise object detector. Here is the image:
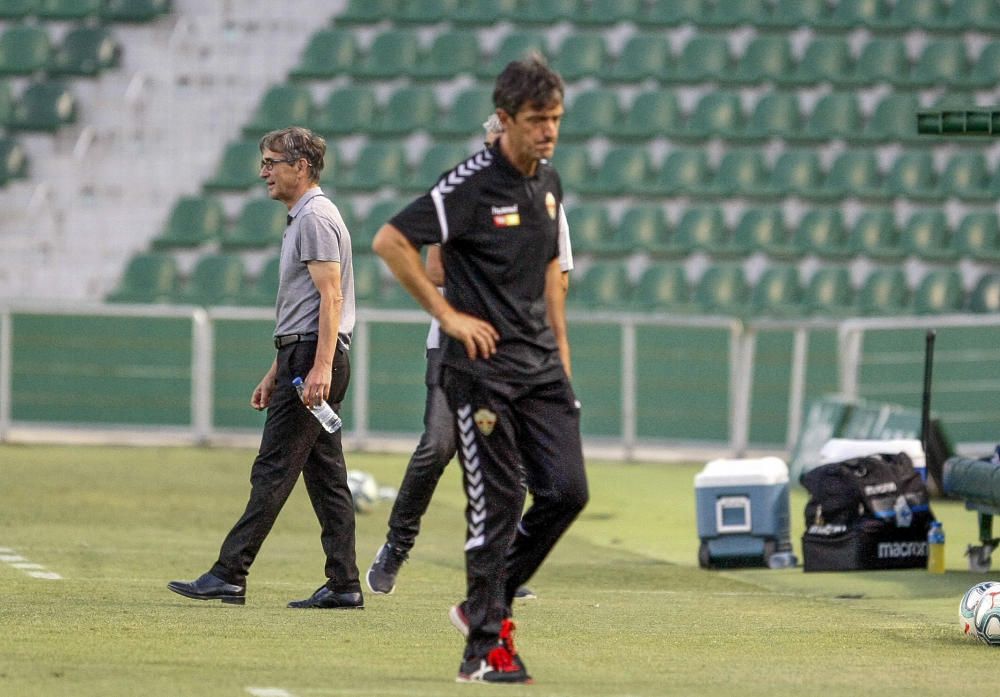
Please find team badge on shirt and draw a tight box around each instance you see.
[491,204,520,228]
[474,408,498,436]
[545,191,557,220]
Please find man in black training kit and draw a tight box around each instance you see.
[373,55,588,684]
[366,114,574,600]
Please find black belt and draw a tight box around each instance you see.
[274,333,318,349]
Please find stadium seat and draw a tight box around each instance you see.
[0,24,50,75]
[204,139,263,192]
[619,90,682,140]
[36,0,101,19]
[577,146,653,197]
[151,195,225,249]
[48,26,120,77]
[742,91,801,141]
[242,84,314,138]
[885,152,941,201]
[411,30,479,80]
[732,36,794,84]
[0,80,13,128]
[802,266,854,316]
[913,269,964,315]
[770,150,825,199]
[682,91,744,140]
[451,0,518,25]
[767,0,831,29]
[857,268,909,316]
[352,255,383,306]
[841,38,907,86]
[674,36,731,83]
[174,254,247,307]
[616,204,675,257]
[515,0,579,24]
[940,152,993,202]
[100,0,171,22]
[750,265,803,318]
[821,150,885,200]
[848,209,904,261]
[0,136,28,185]
[576,0,642,25]
[239,254,281,307]
[567,261,632,311]
[478,32,549,80]
[821,0,893,31]
[955,212,1000,263]
[630,263,694,313]
[886,0,948,31]
[220,197,288,250]
[8,80,76,132]
[730,207,795,259]
[705,149,775,198]
[902,210,957,263]
[0,0,35,19]
[694,263,749,316]
[851,93,921,145]
[603,33,673,83]
[780,37,851,87]
[335,141,407,192]
[962,41,1000,90]
[796,92,862,142]
[905,39,970,89]
[336,0,395,24]
[644,148,711,197]
[944,0,1000,31]
[673,206,728,255]
[560,88,621,141]
[553,34,608,82]
[564,203,626,256]
[289,30,358,81]
[370,86,438,137]
[636,0,702,26]
[431,87,494,140]
[106,252,179,304]
[403,142,469,193]
[969,273,1000,313]
[793,209,852,260]
[312,86,377,136]
[353,29,421,80]
[550,143,591,192]
[355,199,409,255]
[702,0,771,27]
[392,0,457,24]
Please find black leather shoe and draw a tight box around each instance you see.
[167,572,246,605]
[288,585,364,609]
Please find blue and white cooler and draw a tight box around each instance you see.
[695,456,796,569]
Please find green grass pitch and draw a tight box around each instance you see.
[0,442,997,696]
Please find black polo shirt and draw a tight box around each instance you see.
[390,145,565,384]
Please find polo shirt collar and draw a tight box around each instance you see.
[286,186,324,224]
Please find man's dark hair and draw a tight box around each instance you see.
[493,52,564,117]
[259,126,326,183]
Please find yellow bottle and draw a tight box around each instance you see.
[927,521,945,573]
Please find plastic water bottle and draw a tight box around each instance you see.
[927,521,945,574]
[292,377,342,433]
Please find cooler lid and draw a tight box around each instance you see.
[694,456,789,487]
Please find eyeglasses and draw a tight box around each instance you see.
[259,157,298,171]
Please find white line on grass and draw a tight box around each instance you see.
[0,546,62,580]
[246,689,296,697]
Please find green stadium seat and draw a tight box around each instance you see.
[848,209,904,261]
[675,36,731,83]
[851,93,921,145]
[0,25,50,75]
[793,209,851,260]
[478,32,549,80]
[969,273,1000,313]
[857,267,909,316]
[403,142,469,193]
[766,0,831,29]
[204,139,262,191]
[567,261,632,311]
[702,0,771,27]
[564,203,626,256]
[335,0,395,24]
[576,0,642,25]
[956,212,1000,263]
[48,26,120,77]
[577,146,653,197]
[841,37,907,86]
[370,86,438,137]
[674,206,727,255]
[553,34,608,82]
[392,0,457,24]
[682,91,744,140]
[636,0,702,26]
[312,85,377,136]
[963,41,1000,90]
[220,197,288,250]
[242,84,314,138]
[354,29,421,80]
[885,151,941,201]
[821,150,885,201]
[288,30,358,81]
[0,0,35,19]
[644,148,711,197]
[913,269,964,315]
[886,0,948,31]
[356,199,409,254]
[695,263,749,316]
[940,152,993,202]
[176,254,247,307]
[803,267,854,316]
[36,0,101,19]
[451,0,518,25]
[100,0,170,22]
[550,143,591,192]
[902,211,957,263]
[106,252,179,304]
[411,30,479,80]
[0,80,14,127]
[619,90,682,140]
[742,92,801,141]
[431,87,494,140]
[796,92,861,142]
[352,255,383,306]
[732,36,794,84]
[335,141,407,192]
[751,265,803,318]
[616,204,672,255]
[560,88,621,141]
[780,36,851,86]
[770,150,824,199]
[821,0,893,31]
[905,39,969,89]
[631,262,694,313]
[730,207,796,259]
[8,80,75,132]
[705,149,775,198]
[240,254,281,307]
[515,0,580,24]
[151,195,225,249]
[944,0,1000,31]
[603,33,673,83]
[0,136,28,184]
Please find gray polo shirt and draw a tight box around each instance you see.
[273,187,355,346]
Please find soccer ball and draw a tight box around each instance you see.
[347,470,379,514]
[974,587,1000,645]
[960,582,999,637]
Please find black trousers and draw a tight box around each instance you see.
[210,341,360,593]
[443,366,589,660]
[385,348,457,552]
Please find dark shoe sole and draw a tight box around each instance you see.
[167,583,245,605]
[287,603,365,609]
[365,567,396,595]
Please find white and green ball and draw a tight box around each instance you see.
[960,582,999,637]
[347,470,379,514]
[974,586,1000,645]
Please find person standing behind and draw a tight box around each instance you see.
[373,55,588,684]
[168,126,363,610]
[366,115,575,598]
